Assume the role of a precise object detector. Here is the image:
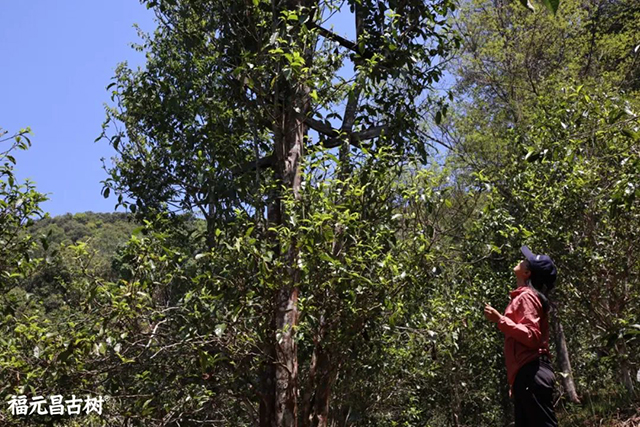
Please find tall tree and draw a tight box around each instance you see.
[101,1,457,425]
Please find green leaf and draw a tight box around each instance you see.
[96,342,107,356]
[621,128,639,141]
[542,0,559,14]
[131,226,144,237]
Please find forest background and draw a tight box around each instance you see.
[1,0,639,425]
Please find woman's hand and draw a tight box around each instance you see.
[484,303,502,323]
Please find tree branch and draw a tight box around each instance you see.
[319,124,388,149]
[341,86,361,133]
[305,117,339,138]
[307,22,374,60]
[247,153,275,171]
[355,125,388,141]
[308,22,358,53]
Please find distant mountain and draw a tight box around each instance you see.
[28,211,140,261]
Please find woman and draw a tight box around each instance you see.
[484,246,558,427]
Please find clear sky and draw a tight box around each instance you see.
[1,1,156,216]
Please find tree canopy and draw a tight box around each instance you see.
[1,0,639,425]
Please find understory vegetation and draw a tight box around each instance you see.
[1,0,638,425]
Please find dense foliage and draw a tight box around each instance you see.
[1,0,639,426]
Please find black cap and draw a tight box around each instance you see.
[521,246,557,290]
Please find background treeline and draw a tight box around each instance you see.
[1,0,639,425]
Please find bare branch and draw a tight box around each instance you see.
[235,153,275,177]
[305,117,339,137]
[308,22,358,54]
[341,86,361,133]
[254,153,276,170]
[355,125,388,141]
[319,124,388,149]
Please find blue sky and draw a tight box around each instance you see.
[1,1,156,216]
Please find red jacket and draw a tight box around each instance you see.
[497,285,551,386]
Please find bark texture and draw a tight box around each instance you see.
[551,308,581,403]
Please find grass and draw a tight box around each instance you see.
[556,389,639,426]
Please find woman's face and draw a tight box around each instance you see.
[513,259,532,281]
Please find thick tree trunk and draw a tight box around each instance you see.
[302,314,340,427]
[270,83,307,426]
[275,281,300,426]
[551,308,581,403]
[308,347,336,427]
[302,346,332,427]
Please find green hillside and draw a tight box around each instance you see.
[1,0,639,425]
[29,212,139,260]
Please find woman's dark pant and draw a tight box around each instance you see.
[513,357,558,427]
